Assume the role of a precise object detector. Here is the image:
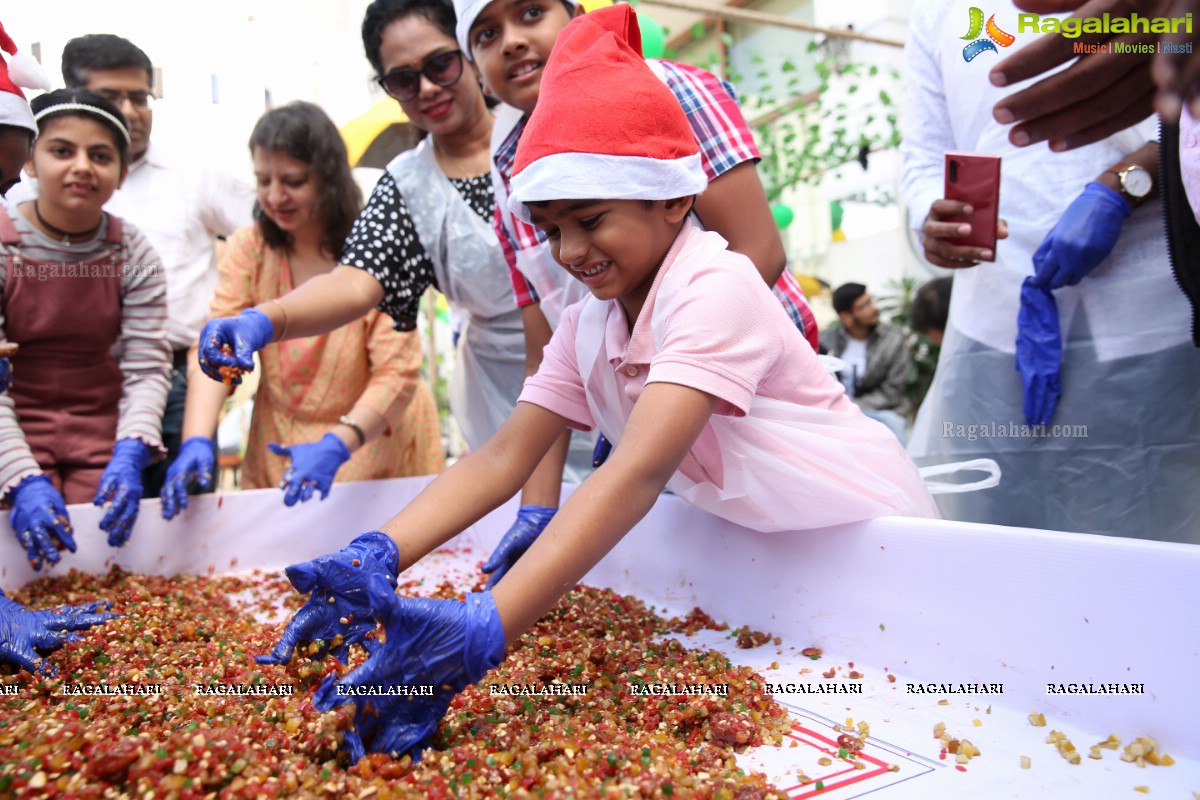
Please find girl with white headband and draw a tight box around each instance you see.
[0,88,171,570]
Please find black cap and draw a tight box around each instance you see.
[832,282,867,315]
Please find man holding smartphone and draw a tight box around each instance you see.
[899,0,1200,545]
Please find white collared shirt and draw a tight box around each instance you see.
[104,142,254,349]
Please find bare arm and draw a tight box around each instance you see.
[181,356,234,440]
[255,265,385,342]
[693,161,786,287]
[378,401,569,569]
[516,303,570,507]
[491,382,716,643]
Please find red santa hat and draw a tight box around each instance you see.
[507,4,706,223]
[0,21,51,137]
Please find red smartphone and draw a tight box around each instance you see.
[944,152,1001,261]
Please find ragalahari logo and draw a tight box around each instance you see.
[961,7,1016,62]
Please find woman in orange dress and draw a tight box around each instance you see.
[160,101,442,517]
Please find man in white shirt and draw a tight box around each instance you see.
[819,282,912,443]
[60,34,254,495]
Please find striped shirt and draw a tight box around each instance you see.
[0,202,171,499]
[493,59,819,350]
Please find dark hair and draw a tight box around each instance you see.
[832,282,868,315]
[908,276,953,336]
[362,0,457,76]
[29,89,132,167]
[248,101,362,257]
[61,34,153,89]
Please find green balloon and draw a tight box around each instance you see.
[830,200,844,231]
[771,203,795,229]
[637,11,666,59]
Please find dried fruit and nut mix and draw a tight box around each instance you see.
[1,568,792,799]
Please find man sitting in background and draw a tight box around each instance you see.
[820,282,911,443]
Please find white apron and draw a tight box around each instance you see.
[489,106,601,480]
[490,104,589,331]
[570,230,940,533]
[388,139,524,453]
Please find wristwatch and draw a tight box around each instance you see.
[1111,164,1153,206]
[338,415,366,447]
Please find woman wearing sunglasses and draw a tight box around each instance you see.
[193,0,528,466]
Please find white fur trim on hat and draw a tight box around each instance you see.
[507,151,706,223]
[0,92,35,135]
[455,0,577,58]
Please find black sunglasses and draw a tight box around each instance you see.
[376,50,465,102]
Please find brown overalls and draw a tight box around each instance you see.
[1,207,124,503]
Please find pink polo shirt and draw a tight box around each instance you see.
[1181,105,1200,225]
[520,221,852,433]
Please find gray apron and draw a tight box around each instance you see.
[388,138,524,453]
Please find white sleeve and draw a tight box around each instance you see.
[199,167,255,239]
[899,0,956,233]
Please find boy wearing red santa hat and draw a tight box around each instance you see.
[456,0,820,592]
[296,6,936,764]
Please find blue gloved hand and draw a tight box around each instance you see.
[160,436,215,521]
[0,357,11,393]
[481,504,555,590]
[312,576,505,763]
[267,432,352,507]
[9,475,76,571]
[93,438,152,548]
[592,432,612,467]
[0,588,118,674]
[196,308,274,386]
[1029,182,1131,290]
[1015,278,1063,427]
[255,531,400,666]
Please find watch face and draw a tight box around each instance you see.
[1123,166,1153,197]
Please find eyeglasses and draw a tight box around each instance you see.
[96,89,154,110]
[376,50,465,102]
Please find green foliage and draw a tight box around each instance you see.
[684,38,902,200]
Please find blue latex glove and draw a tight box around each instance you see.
[0,588,118,674]
[1016,278,1063,426]
[592,432,612,467]
[196,308,274,386]
[0,357,11,393]
[9,475,76,571]
[160,436,215,521]
[267,432,352,507]
[256,531,401,665]
[93,438,151,548]
[1029,182,1131,290]
[481,504,555,589]
[312,576,505,763]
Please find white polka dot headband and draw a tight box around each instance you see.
[32,102,132,147]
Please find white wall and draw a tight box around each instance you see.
[6,0,384,179]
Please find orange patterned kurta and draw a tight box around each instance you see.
[211,227,443,489]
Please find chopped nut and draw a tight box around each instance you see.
[1020,756,1031,769]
